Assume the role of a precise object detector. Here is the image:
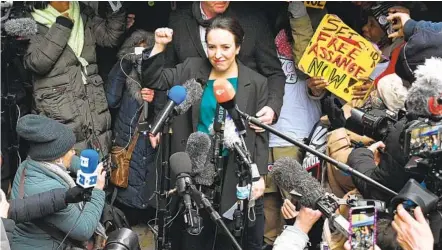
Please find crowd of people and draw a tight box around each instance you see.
[1,1,442,250]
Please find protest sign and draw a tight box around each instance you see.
[298,14,382,102]
[304,1,326,9]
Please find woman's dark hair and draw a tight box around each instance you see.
[205,16,245,47]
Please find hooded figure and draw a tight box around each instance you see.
[105,30,165,221]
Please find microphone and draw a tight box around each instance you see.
[271,157,351,237]
[405,57,442,118]
[150,85,187,135]
[213,79,247,136]
[223,119,260,182]
[175,79,203,115]
[186,132,216,186]
[77,149,100,189]
[169,152,202,234]
[4,18,38,37]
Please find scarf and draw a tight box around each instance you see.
[192,1,231,27]
[32,2,89,78]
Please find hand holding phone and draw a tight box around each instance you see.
[349,206,377,250]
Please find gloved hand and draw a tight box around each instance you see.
[65,186,92,204]
[324,96,346,130]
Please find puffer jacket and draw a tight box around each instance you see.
[10,156,105,250]
[106,30,165,209]
[24,3,126,157]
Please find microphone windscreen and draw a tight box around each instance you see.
[4,18,38,37]
[168,85,187,105]
[186,132,211,173]
[213,79,236,105]
[175,79,203,115]
[406,57,442,117]
[271,157,325,208]
[79,149,99,174]
[170,152,192,176]
[222,119,241,149]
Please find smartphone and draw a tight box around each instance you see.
[349,206,376,250]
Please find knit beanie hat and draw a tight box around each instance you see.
[16,115,76,161]
[377,73,408,112]
[368,2,396,36]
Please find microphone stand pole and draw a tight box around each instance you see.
[236,108,398,197]
[156,119,173,250]
[189,185,243,250]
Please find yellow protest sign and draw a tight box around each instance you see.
[304,1,326,9]
[298,14,382,103]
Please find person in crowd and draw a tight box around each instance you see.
[10,114,106,250]
[142,16,267,250]
[165,1,285,142]
[264,2,321,247]
[24,1,126,157]
[105,29,162,225]
[273,206,322,250]
[0,186,90,249]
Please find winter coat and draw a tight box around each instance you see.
[106,30,165,209]
[10,156,105,250]
[24,3,126,156]
[347,118,409,201]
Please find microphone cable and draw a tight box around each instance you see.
[56,201,87,250]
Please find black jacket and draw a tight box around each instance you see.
[8,188,67,223]
[348,118,410,201]
[165,2,285,118]
[142,52,269,214]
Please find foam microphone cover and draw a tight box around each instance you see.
[222,119,241,149]
[186,132,216,186]
[169,152,192,176]
[271,157,325,208]
[175,79,203,115]
[4,18,38,37]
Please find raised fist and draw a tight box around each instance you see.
[155,28,173,46]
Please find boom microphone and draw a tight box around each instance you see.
[175,79,203,115]
[77,149,100,189]
[271,157,351,237]
[4,18,37,37]
[214,79,247,136]
[186,132,216,186]
[150,85,187,135]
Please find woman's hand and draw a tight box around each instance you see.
[307,77,329,97]
[368,141,385,165]
[155,28,173,47]
[281,199,299,220]
[353,77,373,100]
[149,133,161,149]
[251,177,265,200]
[141,88,155,103]
[95,163,106,191]
[392,205,434,250]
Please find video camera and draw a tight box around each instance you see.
[345,107,401,142]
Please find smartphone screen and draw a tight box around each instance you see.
[407,124,442,156]
[349,206,376,250]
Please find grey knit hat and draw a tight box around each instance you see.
[16,115,76,161]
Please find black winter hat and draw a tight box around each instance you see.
[369,2,396,36]
[395,29,442,84]
[16,115,76,161]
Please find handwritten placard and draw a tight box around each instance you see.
[298,14,382,102]
[304,1,326,9]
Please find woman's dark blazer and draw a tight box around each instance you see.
[142,52,269,214]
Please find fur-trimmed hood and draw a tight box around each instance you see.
[117,30,155,104]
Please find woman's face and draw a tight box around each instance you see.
[59,148,76,169]
[50,1,70,13]
[207,28,240,73]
